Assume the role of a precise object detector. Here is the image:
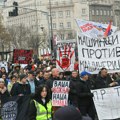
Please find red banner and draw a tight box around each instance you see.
[13,49,33,64]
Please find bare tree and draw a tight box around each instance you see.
[0,14,11,60]
[8,24,31,49]
[8,24,49,56]
[28,28,49,55]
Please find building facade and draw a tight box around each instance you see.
[2,0,120,52]
[113,0,120,30]
[89,0,114,24]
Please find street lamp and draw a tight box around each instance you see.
[49,0,53,51]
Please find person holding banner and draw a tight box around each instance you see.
[0,78,10,119]
[28,84,52,120]
[78,71,95,120]
[69,70,79,106]
[46,68,60,90]
[95,68,118,89]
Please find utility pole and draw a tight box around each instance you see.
[49,0,53,51]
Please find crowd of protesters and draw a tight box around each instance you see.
[0,57,120,120]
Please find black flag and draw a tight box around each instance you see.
[1,95,31,120]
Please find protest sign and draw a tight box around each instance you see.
[0,61,8,72]
[76,19,117,38]
[56,40,76,72]
[91,86,120,120]
[40,48,51,57]
[13,49,33,64]
[1,96,31,120]
[52,80,70,106]
[77,31,120,74]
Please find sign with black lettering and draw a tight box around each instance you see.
[1,96,31,120]
[0,61,8,72]
[56,40,76,72]
[91,86,120,120]
[13,49,33,64]
[77,31,120,74]
[52,80,70,106]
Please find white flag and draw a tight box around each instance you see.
[76,19,117,38]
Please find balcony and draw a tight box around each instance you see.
[89,0,112,6]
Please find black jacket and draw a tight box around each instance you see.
[46,76,60,90]
[69,77,81,107]
[77,80,93,106]
[95,74,113,89]
[28,97,51,120]
[0,89,10,117]
[10,82,31,96]
[0,90,10,104]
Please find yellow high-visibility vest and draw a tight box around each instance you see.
[34,100,52,120]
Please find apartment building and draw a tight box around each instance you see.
[2,0,119,41]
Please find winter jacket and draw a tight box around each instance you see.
[69,77,81,107]
[28,97,52,120]
[95,74,113,89]
[10,82,31,96]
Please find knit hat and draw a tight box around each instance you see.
[19,74,26,80]
[80,71,91,77]
[53,106,82,120]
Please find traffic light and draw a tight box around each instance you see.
[13,1,18,16]
[8,1,18,17]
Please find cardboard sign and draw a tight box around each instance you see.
[13,49,33,64]
[91,86,120,120]
[0,61,8,72]
[56,40,76,72]
[52,80,70,106]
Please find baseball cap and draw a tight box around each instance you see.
[53,106,82,120]
[80,71,91,77]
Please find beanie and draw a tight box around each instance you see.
[53,106,82,120]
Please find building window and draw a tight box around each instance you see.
[96,10,99,15]
[59,22,64,28]
[58,11,63,18]
[51,11,56,18]
[107,10,110,16]
[111,10,113,16]
[66,10,71,17]
[67,22,71,28]
[92,10,95,15]
[53,23,56,29]
[100,10,102,15]
[68,33,73,39]
[60,34,64,40]
[82,9,86,14]
[104,10,107,15]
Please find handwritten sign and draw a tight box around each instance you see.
[52,80,70,106]
[77,31,120,74]
[91,86,120,120]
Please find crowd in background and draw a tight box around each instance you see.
[0,57,120,120]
